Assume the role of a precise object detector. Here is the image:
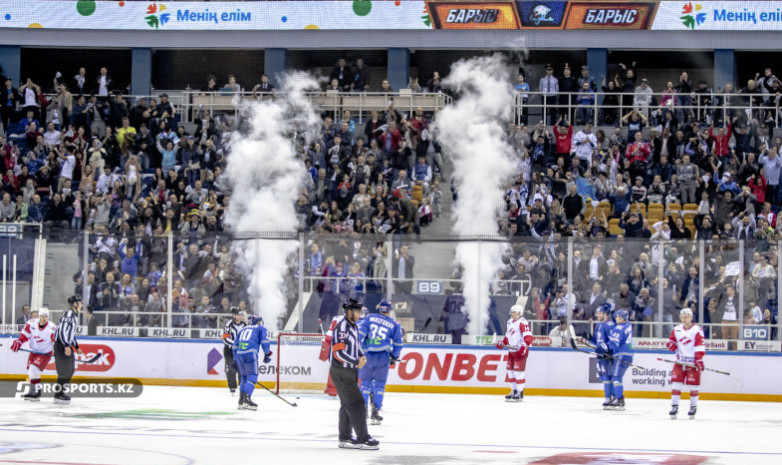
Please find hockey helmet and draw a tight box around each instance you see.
[230,306,242,315]
[343,298,363,313]
[509,304,523,317]
[68,295,82,305]
[38,307,50,317]
[378,299,393,313]
[679,307,693,318]
[248,314,263,326]
[596,302,614,315]
[615,309,629,321]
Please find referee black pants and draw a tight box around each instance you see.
[330,363,369,442]
[223,345,240,391]
[54,342,75,395]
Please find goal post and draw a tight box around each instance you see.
[275,332,330,394]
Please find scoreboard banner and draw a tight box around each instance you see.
[2,1,782,31]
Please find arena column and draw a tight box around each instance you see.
[0,46,21,88]
[264,48,289,88]
[387,48,410,94]
[131,48,152,96]
[714,50,735,95]
[587,47,607,109]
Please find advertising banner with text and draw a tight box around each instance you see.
[652,1,782,30]
[2,337,780,398]
[5,2,782,31]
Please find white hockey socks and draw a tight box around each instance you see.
[515,371,526,392]
[671,382,683,406]
[29,365,42,393]
[690,385,700,408]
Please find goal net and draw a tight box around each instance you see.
[275,332,330,394]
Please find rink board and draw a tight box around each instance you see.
[1,335,780,401]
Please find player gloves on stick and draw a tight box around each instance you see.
[591,303,615,408]
[232,314,272,411]
[357,299,403,425]
[603,309,633,411]
[496,305,533,402]
[668,308,704,420]
[10,307,55,401]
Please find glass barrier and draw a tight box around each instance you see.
[11,227,781,351]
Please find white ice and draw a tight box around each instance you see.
[0,387,779,465]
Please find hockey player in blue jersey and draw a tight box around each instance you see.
[597,308,633,411]
[590,302,615,408]
[232,314,272,411]
[358,299,403,425]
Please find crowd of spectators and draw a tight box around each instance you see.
[3,59,782,342]
[0,60,445,330]
[501,63,782,342]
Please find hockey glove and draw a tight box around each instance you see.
[495,337,509,350]
[694,359,704,371]
[389,357,399,368]
[596,342,608,355]
[263,352,273,364]
[10,339,21,352]
[518,345,528,357]
[666,340,678,352]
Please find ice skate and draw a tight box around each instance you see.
[607,397,625,411]
[669,405,678,419]
[338,437,359,449]
[22,388,41,402]
[504,389,517,402]
[53,393,71,405]
[688,406,697,420]
[370,407,383,425]
[510,391,523,403]
[243,396,258,411]
[238,393,246,409]
[355,436,380,450]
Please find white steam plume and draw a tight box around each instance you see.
[435,55,516,336]
[224,72,320,330]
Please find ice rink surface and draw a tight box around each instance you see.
[0,386,780,465]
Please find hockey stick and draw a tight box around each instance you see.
[568,325,652,371]
[255,381,298,407]
[656,357,742,387]
[318,318,325,336]
[415,317,433,333]
[13,347,102,364]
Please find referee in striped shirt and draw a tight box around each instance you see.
[53,295,84,404]
[330,298,379,450]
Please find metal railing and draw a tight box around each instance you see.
[512,90,778,128]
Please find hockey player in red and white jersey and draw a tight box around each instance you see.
[495,304,533,402]
[10,308,56,401]
[666,307,705,419]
